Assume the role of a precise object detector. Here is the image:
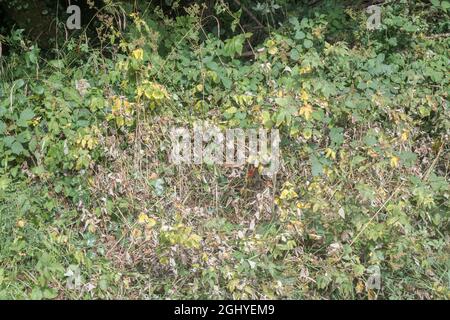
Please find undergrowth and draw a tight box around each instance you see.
[0,0,448,299]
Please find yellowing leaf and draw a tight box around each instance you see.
[196,84,204,92]
[325,148,336,160]
[390,156,400,168]
[268,46,278,55]
[300,66,312,74]
[299,103,313,121]
[355,281,365,294]
[400,130,409,142]
[267,39,278,55]
[137,212,149,224]
[112,98,121,113]
[227,279,239,293]
[146,218,157,229]
[300,89,309,103]
[303,128,312,140]
[17,220,26,228]
[132,48,144,61]
[280,183,298,200]
[296,201,309,209]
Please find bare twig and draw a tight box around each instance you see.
[233,0,264,29]
[424,33,450,40]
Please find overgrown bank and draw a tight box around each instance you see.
[0,0,448,299]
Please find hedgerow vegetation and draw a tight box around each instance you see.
[0,0,448,299]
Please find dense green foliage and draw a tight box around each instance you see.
[0,0,448,299]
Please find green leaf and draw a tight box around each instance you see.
[356,183,375,201]
[419,106,430,117]
[30,287,43,300]
[13,79,25,89]
[364,134,377,147]
[311,155,323,176]
[275,97,296,126]
[329,127,344,147]
[290,48,300,61]
[303,39,313,49]
[220,75,232,89]
[225,106,237,114]
[399,151,417,168]
[63,87,82,104]
[17,108,35,127]
[48,59,65,69]
[11,141,24,155]
[31,85,45,95]
[0,121,6,134]
[261,110,273,128]
[223,34,245,57]
[0,176,11,191]
[43,288,58,299]
[295,30,306,40]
